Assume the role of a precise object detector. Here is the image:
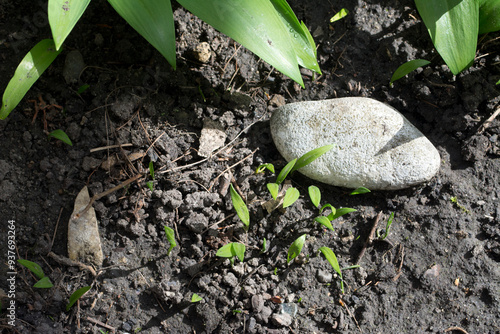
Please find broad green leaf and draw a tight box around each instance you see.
[330,8,349,23]
[276,158,297,184]
[230,184,250,231]
[269,0,321,73]
[350,187,371,195]
[479,0,500,34]
[66,286,91,311]
[320,204,336,217]
[0,39,62,120]
[33,276,54,289]
[77,84,90,94]
[18,259,45,279]
[283,187,300,208]
[308,185,321,208]
[267,183,280,200]
[108,0,176,69]
[177,0,304,86]
[319,247,341,277]
[390,59,431,84]
[232,242,246,262]
[146,181,154,191]
[292,145,334,173]
[191,293,203,302]
[314,216,334,231]
[149,161,155,179]
[261,238,267,253]
[415,0,479,75]
[287,234,306,264]
[48,0,91,50]
[48,129,73,146]
[216,243,235,258]
[256,163,275,174]
[164,226,177,256]
[328,208,357,221]
[497,79,500,85]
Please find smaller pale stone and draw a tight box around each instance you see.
[198,118,226,157]
[270,97,440,190]
[194,42,211,63]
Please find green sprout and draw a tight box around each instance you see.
[216,242,246,266]
[390,59,431,84]
[164,226,177,256]
[450,196,470,214]
[66,286,91,311]
[350,187,371,195]
[17,259,54,288]
[255,163,275,174]
[146,161,155,191]
[287,234,306,264]
[48,129,73,146]
[191,293,203,303]
[319,247,344,293]
[330,8,349,23]
[377,212,395,240]
[230,184,250,231]
[308,185,321,208]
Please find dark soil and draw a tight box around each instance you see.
[1,0,499,333]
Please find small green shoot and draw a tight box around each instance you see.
[297,297,302,303]
[230,184,250,231]
[330,8,349,23]
[497,79,500,85]
[291,144,334,173]
[273,267,278,275]
[314,216,334,231]
[66,286,91,311]
[390,59,431,84]
[450,196,470,214]
[191,293,203,303]
[216,242,246,265]
[276,158,297,184]
[320,204,336,217]
[287,234,306,264]
[77,84,90,94]
[261,238,267,253]
[328,207,357,221]
[48,129,73,146]
[377,212,395,240]
[149,161,155,179]
[255,163,275,174]
[232,309,242,314]
[350,187,371,195]
[267,183,279,200]
[17,259,54,288]
[308,185,321,208]
[164,226,177,256]
[283,187,300,208]
[319,247,344,293]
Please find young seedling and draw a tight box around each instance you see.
[310,188,356,231]
[146,161,155,191]
[230,184,250,231]
[48,129,73,146]
[261,238,267,253]
[330,8,349,23]
[66,286,91,311]
[17,259,54,288]
[390,59,431,84]
[308,185,321,208]
[319,247,344,293]
[191,293,203,303]
[350,187,371,195]
[216,242,246,266]
[164,226,177,256]
[287,234,306,264]
[255,163,275,174]
[377,212,395,240]
[283,187,300,208]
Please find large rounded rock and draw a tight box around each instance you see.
[270,97,440,190]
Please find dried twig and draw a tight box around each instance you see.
[48,252,98,277]
[355,211,383,265]
[86,317,116,333]
[445,326,469,334]
[477,107,500,134]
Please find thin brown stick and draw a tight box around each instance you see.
[89,143,133,153]
[48,207,64,254]
[477,107,500,134]
[340,299,363,333]
[444,326,469,334]
[356,211,383,265]
[48,251,98,277]
[209,148,259,192]
[86,317,116,333]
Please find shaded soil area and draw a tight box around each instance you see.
[1,0,499,333]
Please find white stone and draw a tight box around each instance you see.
[270,97,440,190]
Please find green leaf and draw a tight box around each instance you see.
[230,184,250,231]
[319,247,341,277]
[232,242,246,263]
[497,79,500,85]
[314,216,334,231]
[379,212,395,240]
[164,226,177,256]
[283,187,300,208]
[33,276,54,289]
[0,39,63,120]
[216,243,235,258]
[308,185,321,208]
[330,8,349,23]
[350,187,371,195]
[146,181,154,191]
[320,204,336,217]
[267,183,280,200]
[292,145,334,173]
[276,158,297,184]
[108,0,176,69]
[479,0,500,34]
[77,84,90,94]
[269,0,321,74]
[177,0,304,86]
[415,0,479,75]
[149,161,155,179]
[191,293,203,303]
[17,259,45,279]
[261,238,267,253]
[390,59,431,84]
[328,208,357,221]
[287,234,306,264]
[48,129,73,146]
[48,0,91,50]
[66,286,91,311]
[255,163,275,174]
